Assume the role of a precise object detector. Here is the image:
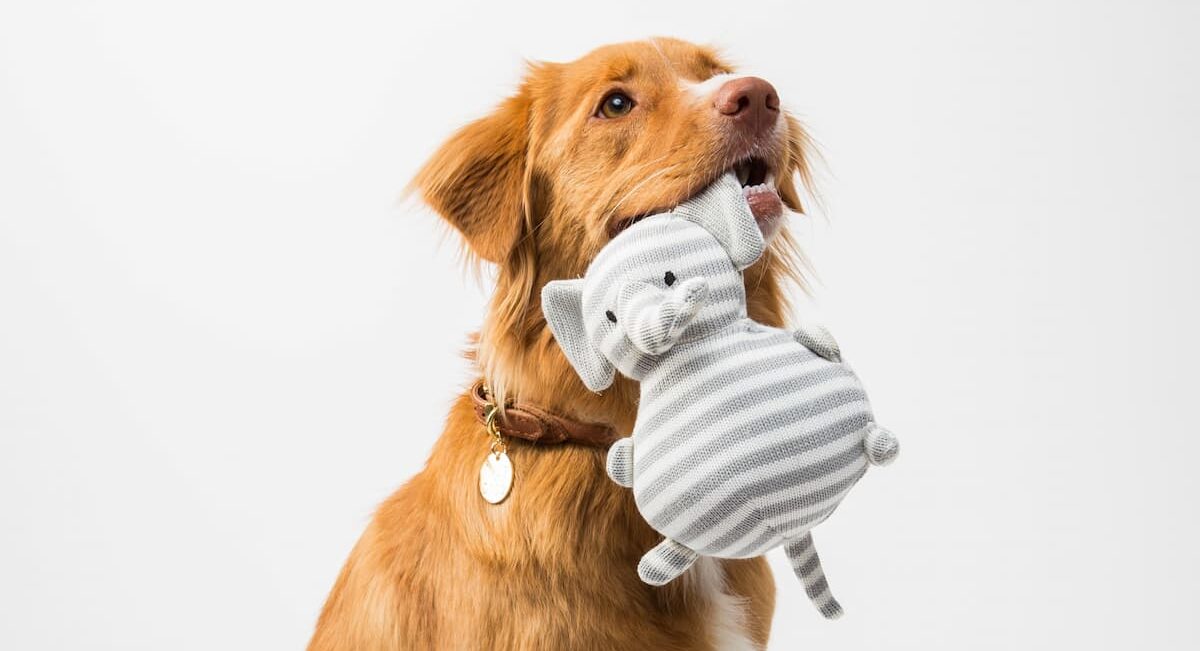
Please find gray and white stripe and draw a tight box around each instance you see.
[544,174,899,619]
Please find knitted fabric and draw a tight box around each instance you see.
[541,173,898,619]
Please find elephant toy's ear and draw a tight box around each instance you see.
[541,280,615,393]
[673,172,765,270]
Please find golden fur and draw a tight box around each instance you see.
[309,37,815,651]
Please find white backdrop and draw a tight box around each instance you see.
[2,1,1198,649]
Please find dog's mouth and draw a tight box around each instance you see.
[733,156,770,188]
[733,157,784,240]
[608,156,784,240]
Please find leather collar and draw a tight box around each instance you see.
[470,380,619,448]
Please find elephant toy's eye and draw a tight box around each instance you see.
[664,271,676,286]
[606,310,617,323]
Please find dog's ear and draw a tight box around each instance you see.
[412,93,531,263]
[541,280,615,393]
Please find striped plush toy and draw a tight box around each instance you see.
[541,172,899,619]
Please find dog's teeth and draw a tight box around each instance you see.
[736,164,750,186]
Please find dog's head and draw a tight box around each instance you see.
[413,38,814,414]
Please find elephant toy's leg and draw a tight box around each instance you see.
[784,533,844,620]
[863,423,900,466]
[605,438,635,488]
[792,323,841,362]
[637,538,699,586]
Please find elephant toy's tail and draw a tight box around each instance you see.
[863,423,900,466]
[784,532,843,619]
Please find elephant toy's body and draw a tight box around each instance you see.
[627,320,877,557]
[542,174,899,619]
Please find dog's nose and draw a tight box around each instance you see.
[714,76,780,134]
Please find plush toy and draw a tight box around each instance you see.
[541,172,899,619]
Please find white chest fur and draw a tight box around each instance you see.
[690,557,760,651]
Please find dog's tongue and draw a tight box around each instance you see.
[744,185,783,222]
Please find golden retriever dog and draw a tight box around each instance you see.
[309,37,815,650]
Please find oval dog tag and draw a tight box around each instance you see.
[479,451,513,504]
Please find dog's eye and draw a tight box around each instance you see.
[606,310,618,323]
[664,271,676,287]
[596,92,635,119]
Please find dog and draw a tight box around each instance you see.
[308,37,815,651]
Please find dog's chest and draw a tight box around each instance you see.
[691,557,760,651]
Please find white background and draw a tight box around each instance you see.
[2,1,1198,649]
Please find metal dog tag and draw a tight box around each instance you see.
[479,451,513,504]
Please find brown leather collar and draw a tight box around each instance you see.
[470,380,618,448]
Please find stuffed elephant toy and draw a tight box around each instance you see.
[541,172,899,619]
